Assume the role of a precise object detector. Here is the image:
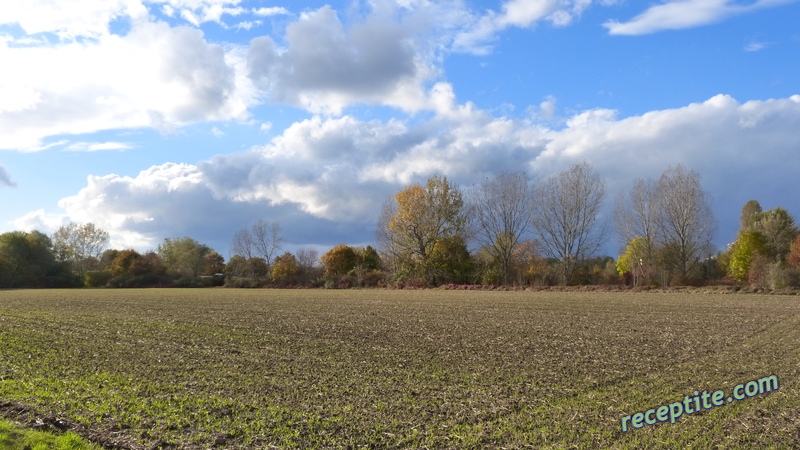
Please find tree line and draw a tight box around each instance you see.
[2,162,798,289]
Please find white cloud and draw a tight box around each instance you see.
[453,0,591,53]
[14,160,374,251]
[235,20,261,30]
[57,163,211,248]
[744,41,770,52]
[152,1,250,27]
[537,95,558,121]
[536,95,800,200]
[0,18,254,151]
[499,0,590,27]
[12,209,69,232]
[252,7,289,16]
[0,1,255,39]
[18,94,800,252]
[603,0,796,35]
[0,0,148,38]
[65,141,134,152]
[247,5,434,114]
[1,2,462,149]
[0,86,42,113]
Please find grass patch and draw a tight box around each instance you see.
[0,289,798,448]
[0,418,99,450]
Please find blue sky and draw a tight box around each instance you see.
[1,0,799,257]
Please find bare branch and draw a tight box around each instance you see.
[654,164,717,278]
[231,227,254,260]
[252,220,283,269]
[468,171,533,284]
[531,162,607,285]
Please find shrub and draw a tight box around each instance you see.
[336,275,358,289]
[361,270,387,288]
[224,276,263,288]
[402,278,429,289]
[84,270,112,288]
[783,268,800,289]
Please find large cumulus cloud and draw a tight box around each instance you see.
[0,19,251,151]
[246,5,436,114]
[15,94,800,254]
[0,1,468,150]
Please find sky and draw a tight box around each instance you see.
[1,0,799,258]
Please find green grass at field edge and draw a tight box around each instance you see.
[0,418,100,450]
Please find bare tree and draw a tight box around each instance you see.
[251,219,283,269]
[531,162,607,285]
[231,227,254,259]
[377,197,404,278]
[468,172,532,284]
[614,178,658,278]
[296,247,320,278]
[232,220,282,270]
[52,222,110,277]
[654,164,716,279]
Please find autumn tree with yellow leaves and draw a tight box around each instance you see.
[377,175,470,285]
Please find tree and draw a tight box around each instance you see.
[98,249,120,271]
[231,227,254,259]
[353,245,382,286]
[725,205,799,288]
[204,251,226,276]
[271,252,299,283]
[296,248,320,278]
[0,231,78,288]
[531,162,607,285]
[110,249,146,277]
[157,237,212,278]
[728,231,768,284]
[614,178,658,278]
[616,237,650,286]
[740,200,763,231]
[378,175,468,283]
[355,245,381,271]
[429,235,474,284]
[507,240,547,286]
[252,220,283,269]
[321,244,358,279]
[319,245,381,286]
[231,220,283,271]
[100,249,167,287]
[788,235,800,270]
[615,165,717,285]
[246,257,269,278]
[748,207,797,261]
[51,222,109,277]
[224,255,248,278]
[654,165,716,280]
[468,172,532,285]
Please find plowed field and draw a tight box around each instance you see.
[1,289,798,448]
